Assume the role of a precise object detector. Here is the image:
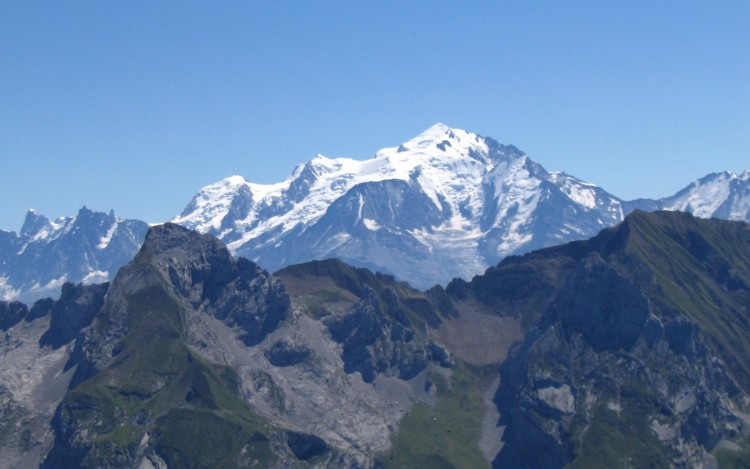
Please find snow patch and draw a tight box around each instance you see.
[97,222,118,249]
[82,270,109,284]
[0,276,20,301]
[363,218,380,230]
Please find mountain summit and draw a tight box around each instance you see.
[174,125,625,288]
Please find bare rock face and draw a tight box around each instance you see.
[264,339,311,367]
[5,211,750,468]
[140,223,292,346]
[39,282,109,349]
[489,211,750,468]
[326,286,430,383]
[0,300,28,330]
[279,258,453,384]
[42,223,297,468]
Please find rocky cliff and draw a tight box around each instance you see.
[2,211,750,468]
[466,211,750,468]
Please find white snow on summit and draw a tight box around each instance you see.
[174,124,624,288]
[175,125,515,250]
[662,172,734,218]
[660,171,750,222]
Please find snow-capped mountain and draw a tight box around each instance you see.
[174,124,626,288]
[5,126,745,300]
[0,207,148,303]
[659,170,750,221]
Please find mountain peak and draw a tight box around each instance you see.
[20,209,50,237]
[420,122,453,136]
[406,123,469,147]
[373,123,486,160]
[222,175,248,186]
[140,222,221,258]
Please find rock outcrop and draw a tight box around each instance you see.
[2,211,750,468]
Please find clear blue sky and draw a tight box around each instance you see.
[1,1,748,231]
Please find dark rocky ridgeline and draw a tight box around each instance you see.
[43,223,299,468]
[31,223,457,468]
[277,258,454,384]
[8,210,750,468]
[39,282,109,349]
[473,211,750,468]
[0,300,28,330]
[136,223,291,347]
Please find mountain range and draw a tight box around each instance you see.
[2,124,749,301]
[0,208,148,304]
[2,210,750,467]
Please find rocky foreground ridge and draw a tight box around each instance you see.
[1,211,750,468]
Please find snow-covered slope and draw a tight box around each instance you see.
[0,207,148,303]
[657,171,750,221]
[175,124,625,288]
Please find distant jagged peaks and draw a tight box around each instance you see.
[0,207,148,303]
[20,209,51,237]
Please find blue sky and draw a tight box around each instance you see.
[1,1,748,231]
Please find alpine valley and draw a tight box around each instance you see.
[1,125,750,468]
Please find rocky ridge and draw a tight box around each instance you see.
[3,222,454,468]
[2,207,750,467]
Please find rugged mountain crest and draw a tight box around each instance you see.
[2,212,750,467]
[4,223,453,468]
[468,211,750,468]
[658,171,750,221]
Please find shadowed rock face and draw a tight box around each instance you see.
[39,282,109,349]
[481,211,750,468]
[0,300,28,330]
[5,211,750,468]
[278,258,454,383]
[137,223,291,346]
[554,257,651,351]
[264,339,311,367]
[42,223,295,468]
[286,432,329,460]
